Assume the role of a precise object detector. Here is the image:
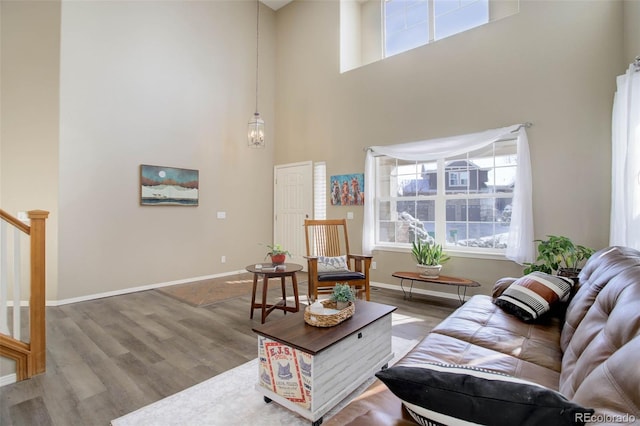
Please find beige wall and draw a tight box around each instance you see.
[623,0,640,68]
[0,1,60,300]
[0,0,634,302]
[275,0,623,296]
[56,1,276,300]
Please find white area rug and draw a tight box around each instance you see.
[112,327,419,425]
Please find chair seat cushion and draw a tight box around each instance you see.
[318,271,365,281]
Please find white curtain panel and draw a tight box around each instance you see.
[610,64,640,248]
[363,124,535,264]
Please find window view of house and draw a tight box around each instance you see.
[375,139,517,252]
[384,0,489,57]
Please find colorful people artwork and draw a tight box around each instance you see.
[330,173,364,206]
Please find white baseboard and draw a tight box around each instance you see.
[0,373,17,387]
[47,270,247,306]
[16,273,469,307]
[371,280,464,302]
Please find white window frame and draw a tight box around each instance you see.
[364,124,534,263]
[383,0,489,58]
[373,141,517,257]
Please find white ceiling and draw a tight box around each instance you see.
[260,0,293,11]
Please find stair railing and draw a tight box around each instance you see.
[0,209,49,381]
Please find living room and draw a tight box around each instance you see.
[1,0,639,423]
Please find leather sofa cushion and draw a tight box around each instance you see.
[559,247,640,424]
[561,246,640,352]
[429,295,564,373]
[397,331,561,390]
[326,332,562,426]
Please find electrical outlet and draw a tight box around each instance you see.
[371,261,377,270]
[221,256,226,263]
[217,211,226,219]
[347,212,354,220]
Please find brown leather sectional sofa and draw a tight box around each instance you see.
[327,246,640,425]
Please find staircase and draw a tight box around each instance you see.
[0,209,49,381]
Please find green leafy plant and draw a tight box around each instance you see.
[411,240,450,266]
[330,283,356,303]
[264,243,291,258]
[523,235,595,275]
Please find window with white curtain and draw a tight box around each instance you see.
[374,139,516,253]
[610,61,640,248]
[363,124,534,263]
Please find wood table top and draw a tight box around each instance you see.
[246,263,303,276]
[392,271,480,287]
[252,300,397,355]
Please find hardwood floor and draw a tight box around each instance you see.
[0,277,457,426]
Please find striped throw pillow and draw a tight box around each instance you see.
[494,271,573,321]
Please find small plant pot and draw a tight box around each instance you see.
[557,267,580,285]
[417,264,442,279]
[270,254,286,265]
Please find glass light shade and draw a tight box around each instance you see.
[248,112,265,148]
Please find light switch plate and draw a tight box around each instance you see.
[217,211,226,219]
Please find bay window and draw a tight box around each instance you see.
[364,124,534,263]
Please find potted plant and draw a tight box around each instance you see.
[523,235,595,280]
[411,239,450,279]
[330,283,356,310]
[265,243,291,265]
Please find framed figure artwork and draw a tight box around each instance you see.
[330,173,364,206]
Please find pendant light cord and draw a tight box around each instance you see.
[254,0,260,115]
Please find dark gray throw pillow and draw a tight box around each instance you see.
[375,363,593,426]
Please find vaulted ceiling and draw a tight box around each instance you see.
[260,0,293,11]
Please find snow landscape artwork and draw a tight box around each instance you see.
[140,165,199,206]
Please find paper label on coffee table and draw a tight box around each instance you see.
[263,341,309,407]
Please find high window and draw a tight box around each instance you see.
[340,0,519,73]
[384,0,489,57]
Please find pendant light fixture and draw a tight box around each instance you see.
[248,0,265,148]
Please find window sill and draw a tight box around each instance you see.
[373,245,512,262]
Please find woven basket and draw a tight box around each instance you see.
[304,300,355,327]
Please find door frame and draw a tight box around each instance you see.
[273,161,313,268]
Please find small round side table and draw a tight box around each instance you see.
[246,263,302,324]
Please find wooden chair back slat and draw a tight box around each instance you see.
[305,219,349,257]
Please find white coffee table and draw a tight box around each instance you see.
[251,300,396,425]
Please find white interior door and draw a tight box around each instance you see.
[274,162,313,268]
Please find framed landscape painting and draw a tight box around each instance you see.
[330,173,364,206]
[140,164,199,206]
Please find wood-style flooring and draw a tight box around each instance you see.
[0,277,458,426]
